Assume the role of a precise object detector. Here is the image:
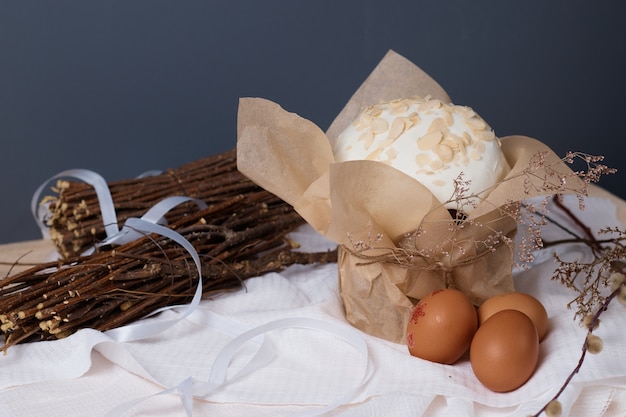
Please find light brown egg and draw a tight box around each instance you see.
[406,289,478,364]
[470,309,539,392]
[478,292,549,341]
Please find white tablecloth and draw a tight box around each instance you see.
[1,195,626,417]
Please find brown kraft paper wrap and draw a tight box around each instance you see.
[236,50,584,343]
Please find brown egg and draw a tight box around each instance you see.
[470,309,539,392]
[406,289,478,364]
[478,292,549,340]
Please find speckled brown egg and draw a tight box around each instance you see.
[478,292,549,341]
[406,288,478,364]
[470,309,539,392]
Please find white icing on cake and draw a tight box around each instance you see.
[333,96,511,212]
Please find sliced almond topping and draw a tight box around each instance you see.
[417,131,443,150]
[428,117,447,134]
[456,139,467,155]
[462,131,473,146]
[455,105,476,118]
[435,144,454,163]
[442,109,454,126]
[406,112,420,127]
[432,179,447,187]
[399,117,413,131]
[442,134,461,150]
[358,130,375,150]
[390,103,409,115]
[367,106,383,117]
[371,118,389,134]
[385,147,399,162]
[376,137,396,149]
[388,117,406,141]
[466,117,487,131]
[469,150,482,161]
[430,159,444,170]
[418,98,442,112]
[358,114,373,130]
[478,130,496,142]
[365,147,384,160]
[415,153,432,168]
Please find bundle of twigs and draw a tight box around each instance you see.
[1,150,337,351]
[42,148,265,258]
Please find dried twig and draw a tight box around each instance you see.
[42,149,262,258]
[1,150,338,351]
[529,200,626,416]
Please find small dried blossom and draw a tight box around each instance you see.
[610,271,626,290]
[618,286,626,306]
[347,232,384,254]
[582,315,600,330]
[544,399,563,417]
[586,334,603,354]
[550,229,626,320]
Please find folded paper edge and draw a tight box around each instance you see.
[237,97,335,208]
[326,49,451,143]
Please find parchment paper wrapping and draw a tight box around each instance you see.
[237,50,583,343]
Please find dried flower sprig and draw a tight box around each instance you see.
[541,196,626,320]
[530,277,626,417]
[521,188,626,416]
[344,149,614,280]
[472,152,625,416]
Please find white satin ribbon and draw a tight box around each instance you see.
[136,169,163,178]
[85,195,208,254]
[106,210,202,342]
[99,204,370,416]
[104,315,371,417]
[32,168,371,416]
[91,198,370,416]
[202,316,371,417]
[32,169,119,240]
[31,168,167,243]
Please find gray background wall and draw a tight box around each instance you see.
[1,1,625,244]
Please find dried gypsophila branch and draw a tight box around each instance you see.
[530,272,626,417]
[344,208,516,272]
[341,149,614,282]
[510,191,626,416]
[541,201,626,320]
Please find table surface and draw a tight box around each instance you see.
[2,184,626,417]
